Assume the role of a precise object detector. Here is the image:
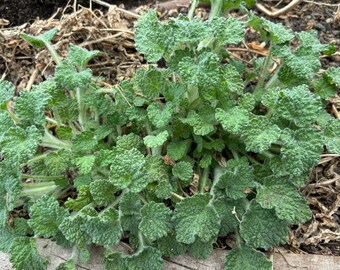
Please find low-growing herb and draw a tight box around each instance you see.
[0,0,339,269]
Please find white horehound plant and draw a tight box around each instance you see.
[0,0,339,269]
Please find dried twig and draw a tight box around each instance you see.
[255,0,302,17]
[303,0,340,7]
[91,0,140,18]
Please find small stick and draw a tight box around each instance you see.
[255,0,302,17]
[26,69,39,91]
[91,0,140,18]
[331,104,340,119]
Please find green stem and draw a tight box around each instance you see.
[209,0,223,21]
[24,152,49,166]
[41,128,72,150]
[199,168,210,193]
[188,0,199,20]
[20,182,58,196]
[255,43,273,90]
[45,117,59,126]
[76,87,86,131]
[137,231,145,251]
[230,148,240,160]
[6,109,20,124]
[261,150,276,159]
[21,174,65,181]
[265,66,282,89]
[171,192,185,200]
[44,41,62,65]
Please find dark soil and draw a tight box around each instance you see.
[0,0,154,26]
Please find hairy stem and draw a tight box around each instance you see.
[199,168,210,193]
[255,43,273,90]
[44,41,62,65]
[188,0,199,20]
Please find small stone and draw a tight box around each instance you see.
[315,23,326,32]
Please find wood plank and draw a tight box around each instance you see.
[1,239,340,269]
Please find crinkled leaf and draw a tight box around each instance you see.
[257,177,312,224]
[147,101,174,128]
[82,207,122,247]
[116,133,144,153]
[167,140,190,161]
[1,126,41,164]
[213,196,246,236]
[135,67,167,99]
[156,233,186,257]
[139,201,173,241]
[0,80,15,108]
[324,67,340,87]
[173,194,220,244]
[240,202,288,249]
[242,116,281,153]
[119,192,142,232]
[225,245,272,270]
[75,155,96,174]
[105,246,163,270]
[9,237,48,270]
[14,89,50,126]
[188,237,215,260]
[172,161,193,183]
[89,179,116,206]
[20,28,57,48]
[55,61,92,90]
[209,17,244,46]
[248,15,293,44]
[214,157,256,199]
[28,196,69,238]
[215,107,250,135]
[270,129,323,176]
[181,110,215,136]
[134,10,167,62]
[144,130,169,148]
[67,43,101,69]
[72,131,98,153]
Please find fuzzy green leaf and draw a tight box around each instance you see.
[116,133,144,153]
[144,131,169,148]
[214,157,256,199]
[225,245,272,270]
[9,237,48,270]
[216,107,250,135]
[172,161,193,183]
[257,177,312,224]
[82,207,122,247]
[20,28,57,48]
[173,194,220,244]
[119,192,142,232]
[28,196,69,238]
[241,116,281,153]
[0,80,15,108]
[181,110,215,136]
[89,179,116,206]
[139,201,173,241]
[213,196,246,236]
[147,101,174,128]
[209,17,244,45]
[156,233,187,257]
[248,16,293,44]
[67,43,100,69]
[14,89,50,126]
[240,202,288,249]
[1,126,41,164]
[167,140,190,161]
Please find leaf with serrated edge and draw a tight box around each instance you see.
[257,177,311,224]
[240,201,288,249]
[225,245,272,270]
[173,194,220,244]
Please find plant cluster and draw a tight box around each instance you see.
[0,0,339,269]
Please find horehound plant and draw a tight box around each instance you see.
[0,0,339,269]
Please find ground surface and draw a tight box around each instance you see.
[0,0,339,258]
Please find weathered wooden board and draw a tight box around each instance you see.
[1,239,340,270]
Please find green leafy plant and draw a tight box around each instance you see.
[0,1,339,269]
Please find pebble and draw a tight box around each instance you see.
[315,23,326,32]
